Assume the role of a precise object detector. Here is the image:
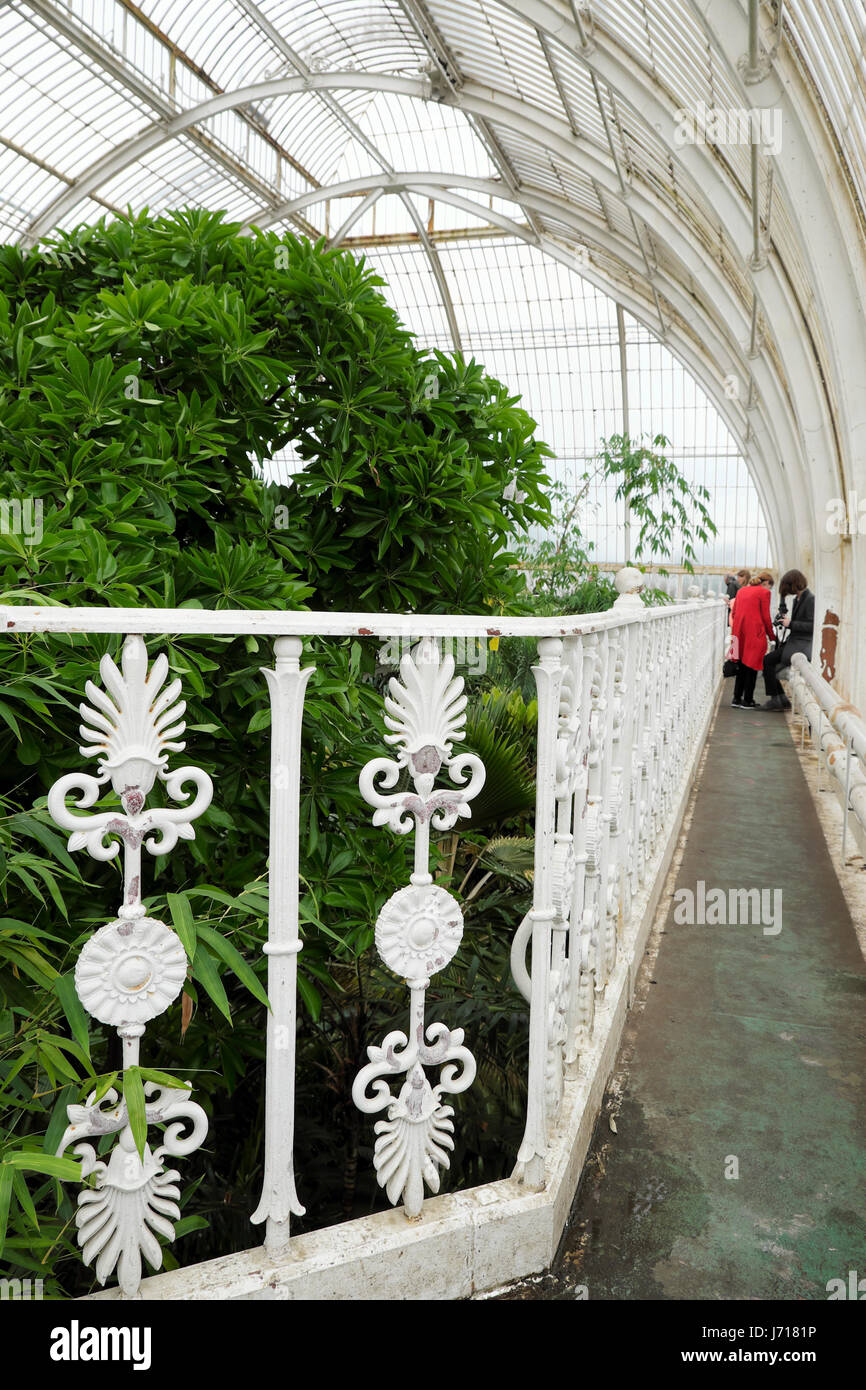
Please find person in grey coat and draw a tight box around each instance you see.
[760,568,815,710]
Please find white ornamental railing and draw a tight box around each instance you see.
[788,653,866,861]
[4,578,725,1298]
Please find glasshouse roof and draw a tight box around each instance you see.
[3,1,866,595]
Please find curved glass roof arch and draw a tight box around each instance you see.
[4,0,866,586]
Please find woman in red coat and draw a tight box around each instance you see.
[730,571,776,708]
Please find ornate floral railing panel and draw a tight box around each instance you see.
[352,638,483,1217]
[47,636,212,1297]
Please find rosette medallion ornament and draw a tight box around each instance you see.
[352,638,485,1218]
[47,636,212,1297]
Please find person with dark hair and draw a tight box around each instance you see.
[731,571,776,708]
[760,569,815,711]
[725,567,751,627]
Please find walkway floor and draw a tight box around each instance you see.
[499,686,866,1300]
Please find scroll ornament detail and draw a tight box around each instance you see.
[545,964,569,1124]
[47,636,211,1296]
[57,1083,207,1298]
[548,836,574,1118]
[566,924,596,1067]
[48,639,212,874]
[555,666,581,799]
[354,640,484,1218]
[359,637,484,834]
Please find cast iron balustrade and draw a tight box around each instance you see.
[3,574,725,1297]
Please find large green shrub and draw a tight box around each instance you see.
[0,209,551,1291]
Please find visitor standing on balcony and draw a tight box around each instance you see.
[726,568,751,627]
[731,571,776,708]
[724,573,736,624]
[760,569,815,711]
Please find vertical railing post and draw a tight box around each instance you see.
[546,635,582,1126]
[677,610,690,774]
[659,612,675,816]
[842,733,853,863]
[251,636,314,1253]
[602,623,625,981]
[629,612,649,895]
[566,632,596,1070]
[611,571,645,937]
[629,613,646,902]
[516,637,563,1189]
[688,593,702,741]
[591,628,616,991]
[644,619,661,857]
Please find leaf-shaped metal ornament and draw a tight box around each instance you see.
[384,636,469,770]
[75,1136,182,1297]
[373,1065,456,1215]
[79,636,186,805]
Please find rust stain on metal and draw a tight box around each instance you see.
[357,627,374,636]
[487,628,501,636]
[820,609,839,682]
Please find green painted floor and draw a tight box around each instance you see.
[500,686,866,1300]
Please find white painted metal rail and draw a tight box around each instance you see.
[3,605,631,638]
[6,585,726,1298]
[788,653,866,861]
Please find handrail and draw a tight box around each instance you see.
[2,598,710,638]
[788,654,866,851]
[789,653,866,766]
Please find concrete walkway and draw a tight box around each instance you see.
[499,687,866,1300]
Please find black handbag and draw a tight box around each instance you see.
[722,658,739,677]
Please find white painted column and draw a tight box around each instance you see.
[251,636,314,1253]
[566,632,597,1070]
[516,636,563,1189]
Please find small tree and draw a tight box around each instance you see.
[596,432,716,570]
[517,432,717,605]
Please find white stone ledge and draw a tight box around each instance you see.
[84,684,720,1301]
